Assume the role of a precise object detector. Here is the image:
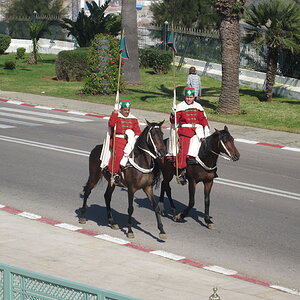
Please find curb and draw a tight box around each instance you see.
[1,98,299,152]
[0,204,299,297]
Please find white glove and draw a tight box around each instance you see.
[114,103,119,110]
[196,126,204,140]
[204,126,210,138]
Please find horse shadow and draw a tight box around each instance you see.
[135,194,209,228]
[75,194,166,242]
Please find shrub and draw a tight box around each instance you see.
[4,60,16,70]
[55,47,89,81]
[16,47,26,59]
[139,48,172,74]
[0,34,11,54]
[83,33,123,95]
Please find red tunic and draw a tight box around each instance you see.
[108,111,141,173]
[170,101,208,168]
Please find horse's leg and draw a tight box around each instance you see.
[104,183,119,230]
[126,189,135,238]
[203,180,216,230]
[173,179,196,222]
[144,186,167,240]
[158,179,177,217]
[79,166,102,224]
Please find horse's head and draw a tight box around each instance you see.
[144,119,167,159]
[213,126,240,161]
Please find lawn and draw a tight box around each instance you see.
[0,53,299,133]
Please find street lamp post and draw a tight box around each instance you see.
[163,20,169,51]
[32,10,38,23]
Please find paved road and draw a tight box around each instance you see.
[0,92,300,294]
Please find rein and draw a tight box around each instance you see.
[128,125,161,173]
[196,134,232,171]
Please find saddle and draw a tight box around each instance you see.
[166,156,199,165]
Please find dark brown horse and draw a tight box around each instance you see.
[80,120,167,239]
[157,126,240,229]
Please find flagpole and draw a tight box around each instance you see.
[111,29,124,186]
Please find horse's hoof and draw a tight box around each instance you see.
[208,223,216,230]
[159,233,167,240]
[79,218,86,224]
[111,224,120,230]
[173,213,182,222]
[127,232,135,239]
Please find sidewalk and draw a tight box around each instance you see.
[0,90,300,148]
[0,209,299,300]
[0,91,299,299]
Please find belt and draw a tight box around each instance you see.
[179,123,200,128]
[115,134,126,138]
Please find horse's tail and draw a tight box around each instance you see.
[80,144,103,198]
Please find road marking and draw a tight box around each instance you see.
[0,124,15,128]
[0,112,67,124]
[1,135,299,201]
[215,178,300,201]
[204,265,237,275]
[0,135,89,156]
[149,250,185,261]
[0,117,41,126]
[0,107,93,122]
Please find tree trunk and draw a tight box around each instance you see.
[265,47,278,102]
[121,0,140,84]
[217,18,240,114]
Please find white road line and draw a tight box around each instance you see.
[0,124,15,128]
[0,107,93,122]
[215,179,300,201]
[0,112,67,124]
[1,135,298,201]
[149,250,185,261]
[95,234,130,245]
[0,117,41,126]
[0,135,89,156]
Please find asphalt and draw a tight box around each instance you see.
[0,91,299,300]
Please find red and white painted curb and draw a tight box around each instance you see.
[0,203,299,296]
[1,98,299,152]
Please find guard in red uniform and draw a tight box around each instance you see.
[108,99,141,184]
[170,87,210,185]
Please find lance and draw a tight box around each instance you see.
[169,23,179,180]
[111,29,125,186]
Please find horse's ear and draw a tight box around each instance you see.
[224,125,228,131]
[214,128,219,133]
[145,119,150,125]
[159,120,165,127]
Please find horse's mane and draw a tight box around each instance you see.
[133,122,162,186]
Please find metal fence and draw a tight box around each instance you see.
[0,263,139,300]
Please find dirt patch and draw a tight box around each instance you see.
[42,76,59,81]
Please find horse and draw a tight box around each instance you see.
[157,125,240,230]
[79,120,167,239]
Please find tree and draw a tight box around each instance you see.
[214,0,245,114]
[61,0,121,47]
[121,0,140,84]
[150,0,218,29]
[4,0,66,18]
[27,21,49,64]
[244,0,300,102]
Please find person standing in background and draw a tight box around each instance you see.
[187,66,201,101]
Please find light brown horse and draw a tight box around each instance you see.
[158,126,240,229]
[80,120,167,239]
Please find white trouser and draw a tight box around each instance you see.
[120,129,136,166]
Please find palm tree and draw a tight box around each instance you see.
[244,0,300,102]
[214,0,245,114]
[61,0,121,47]
[121,0,140,84]
[28,21,49,64]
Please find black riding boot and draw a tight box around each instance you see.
[113,173,121,185]
[177,168,187,185]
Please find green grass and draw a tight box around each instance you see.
[0,53,299,133]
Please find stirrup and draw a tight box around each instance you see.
[176,170,187,185]
[113,174,121,185]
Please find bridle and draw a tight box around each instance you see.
[195,133,233,171]
[128,125,163,173]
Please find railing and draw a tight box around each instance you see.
[0,263,139,300]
